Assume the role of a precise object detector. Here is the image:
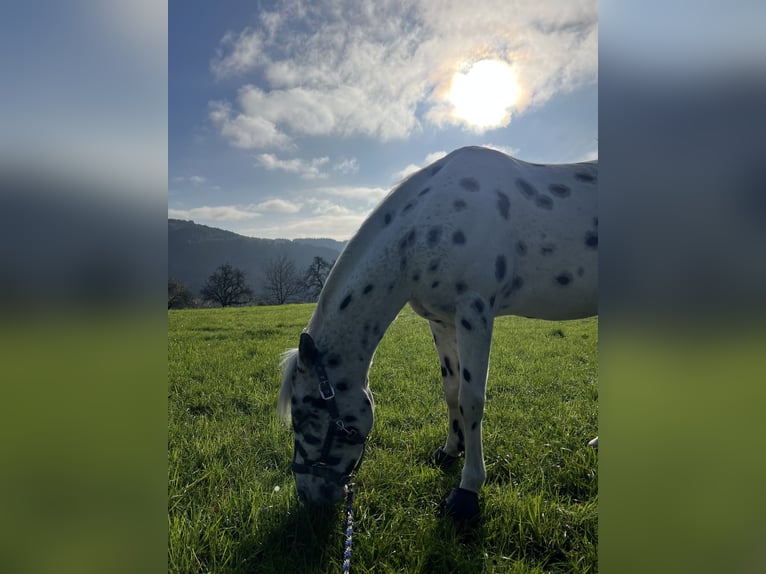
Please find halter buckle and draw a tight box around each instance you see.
[319,379,335,400]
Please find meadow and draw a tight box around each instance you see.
[168,304,598,573]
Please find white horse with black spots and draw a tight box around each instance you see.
[278,146,597,521]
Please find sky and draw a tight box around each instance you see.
[169,0,598,241]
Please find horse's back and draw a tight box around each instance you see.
[405,147,598,321]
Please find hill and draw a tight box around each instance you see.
[168,219,346,299]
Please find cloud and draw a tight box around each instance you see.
[171,175,207,185]
[252,198,303,213]
[480,143,521,158]
[209,100,293,150]
[211,27,265,79]
[209,0,597,147]
[313,185,389,205]
[333,157,359,174]
[576,148,599,162]
[393,150,448,181]
[256,153,330,179]
[240,211,371,241]
[168,205,261,221]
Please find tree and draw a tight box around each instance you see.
[200,263,253,307]
[263,255,304,304]
[168,277,194,309]
[303,256,334,300]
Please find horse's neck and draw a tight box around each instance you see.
[308,237,407,375]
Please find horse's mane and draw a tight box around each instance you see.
[277,348,298,424]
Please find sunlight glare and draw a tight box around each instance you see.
[448,59,520,129]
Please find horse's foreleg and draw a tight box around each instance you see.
[442,295,494,522]
[428,321,463,468]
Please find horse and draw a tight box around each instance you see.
[278,146,597,521]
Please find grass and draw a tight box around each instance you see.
[168,304,598,573]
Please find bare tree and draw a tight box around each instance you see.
[263,255,304,304]
[200,263,253,307]
[303,256,334,300]
[168,277,194,309]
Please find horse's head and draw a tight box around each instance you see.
[278,332,374,505]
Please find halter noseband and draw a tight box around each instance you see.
[291,360,367,486]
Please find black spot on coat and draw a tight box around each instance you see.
[418,187,431,196]
[452,231,466,244]
[495,255,507,281]
[363,284,374,295]
[516,178,538,198]
[496,190,510,219]
[453,199,467,211]
[549,183,571,197]
[460,318,472,330]
[555,273,573,286]
[339,294,353,310]
[460,177,480,192]
[575,171,597,183]
[535,195,553,210]
[462,368,472,382]
[427,226,443,247]
[444,357,454,377]
[541,244,556,255]
[585,230,598,249]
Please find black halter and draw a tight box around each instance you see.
[291,360,367,485]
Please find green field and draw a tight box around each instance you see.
[168,304,598,573]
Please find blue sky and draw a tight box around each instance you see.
[169,0,597,240]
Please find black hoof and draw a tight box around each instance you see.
[432,447,458,469]
[441,488,480,523]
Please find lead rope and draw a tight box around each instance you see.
[342,483,355,574]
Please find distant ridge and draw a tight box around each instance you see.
[168,219,346,298]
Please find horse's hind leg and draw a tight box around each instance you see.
[429,320,464,469]
[442,294,494,522]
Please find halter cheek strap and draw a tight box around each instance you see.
[292,360,367,485]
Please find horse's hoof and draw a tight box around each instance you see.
[588,436,598,449]
[433,447,458,469]
[441,488,480,523]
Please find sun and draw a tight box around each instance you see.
[448,59,521,129]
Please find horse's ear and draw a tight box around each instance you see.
[299,333,318,367]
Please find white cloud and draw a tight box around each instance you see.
[307,198,355,216]
[480,143,521,158]
[313,185,389,205]
[241,211,371,241]
[210,0,597,147]
[575,148,598,162]
[171,175,211,186]
[333,157,359,174]
[256,153,330,179]
[211,28,265,79]
[209,100,293,150]
[393,150,448,181]
[168,205,262,221]
[252,198,303,213]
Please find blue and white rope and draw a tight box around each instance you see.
[342,483,355,574]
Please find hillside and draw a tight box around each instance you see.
[168,219,345,299]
